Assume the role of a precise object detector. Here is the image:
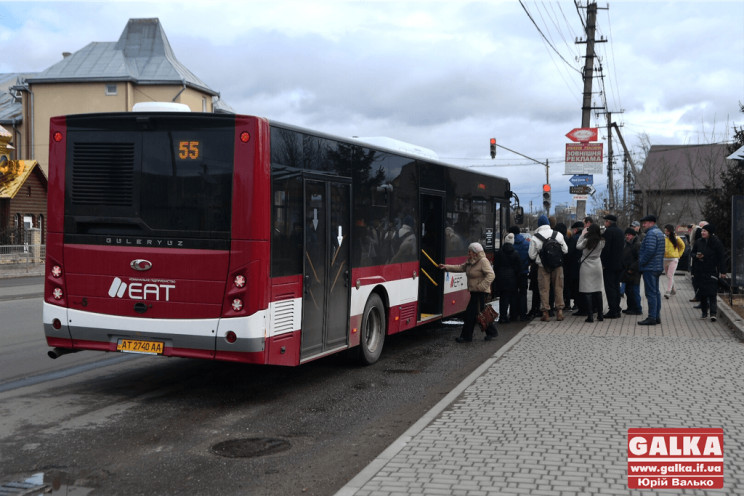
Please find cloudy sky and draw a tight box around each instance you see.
[1,0,742,212]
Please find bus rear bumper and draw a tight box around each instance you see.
[42,302,269,361]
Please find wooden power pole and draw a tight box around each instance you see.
[575,1,606,219]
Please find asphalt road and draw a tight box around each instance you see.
[0,280,527,495]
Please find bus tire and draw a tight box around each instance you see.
[359,293,386,365]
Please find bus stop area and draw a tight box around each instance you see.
[336,274,744,496]
[3,263,744,494]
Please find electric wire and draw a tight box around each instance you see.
[518,0,581,75]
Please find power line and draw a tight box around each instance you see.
[519,0,581,75]
[537,1,582,61]
[573,0,587,31]
[600,9,622,113]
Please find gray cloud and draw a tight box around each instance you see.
[1,0,741,208]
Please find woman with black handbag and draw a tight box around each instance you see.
[439,242,495,342]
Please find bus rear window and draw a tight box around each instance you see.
[64,116,234,245]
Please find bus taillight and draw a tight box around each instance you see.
[240,131,250,143]
[53,131,63,142]
[225,331,237,344]
[234,274,246,288]
[46,258,66,305]
[231,298,243,312]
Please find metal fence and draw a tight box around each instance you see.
[0,244,46,274]
[734,196,744,290]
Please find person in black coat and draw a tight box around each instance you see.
[493,233,522,323]
[691,224,727,321]
[508,225,531,321]
[620,228,642,315]
[600,214,625,318]
[690,223,705,302]
[565,221,584,314]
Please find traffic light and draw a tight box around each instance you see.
[542,183,551,211]
[490,138,496,159]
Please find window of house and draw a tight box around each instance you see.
[105,84,118,96]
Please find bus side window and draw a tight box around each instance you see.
[271,177,303,277]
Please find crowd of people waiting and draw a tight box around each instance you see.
[444,212,728,342]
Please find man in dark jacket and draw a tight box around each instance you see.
[638,214,666,325]
[620,228,642,315]
[508,225,530,320]
[601,214,625,318]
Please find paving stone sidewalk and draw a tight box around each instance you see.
[336,275,744,496]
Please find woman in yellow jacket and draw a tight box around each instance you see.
[663,224,685,298]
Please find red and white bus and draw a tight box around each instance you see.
[43,111,512,366]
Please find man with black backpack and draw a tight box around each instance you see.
[528,215,569,321]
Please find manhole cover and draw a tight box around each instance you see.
[385,368,420,374]
[210,437,291,458]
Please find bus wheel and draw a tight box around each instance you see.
[359,293,386,365]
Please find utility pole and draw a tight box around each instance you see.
[606,111,614,209]
[612,121,648,216]
[623,153,628,211]
[575,1,607,219]
[580,2,598,129]
[598,109,624,212]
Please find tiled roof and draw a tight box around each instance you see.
[26,18,218,96]
[634,143,732,192]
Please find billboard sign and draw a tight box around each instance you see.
[565,143,603,174]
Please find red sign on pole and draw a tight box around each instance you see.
[566,127,598,143]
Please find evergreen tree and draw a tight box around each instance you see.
[702,104,744,259]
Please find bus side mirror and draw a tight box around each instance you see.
[514,206,524,225]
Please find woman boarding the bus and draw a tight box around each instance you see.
[439,242,495,343]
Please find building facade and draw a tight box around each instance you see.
[633,143,731,228]
[7,17,225,175]
[0,18,230,245]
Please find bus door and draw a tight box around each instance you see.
[301,179,351,361]
[418,192,445,321]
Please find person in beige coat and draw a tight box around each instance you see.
[440,242,495,342]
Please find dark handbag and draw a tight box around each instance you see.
[477,305,499,331]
